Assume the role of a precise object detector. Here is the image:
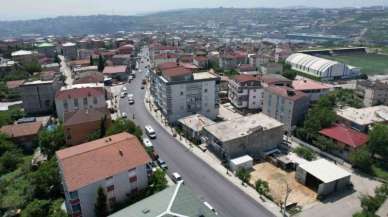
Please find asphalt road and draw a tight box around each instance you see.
[118,47,275,217]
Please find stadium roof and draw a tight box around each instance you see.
[286,53,341,72]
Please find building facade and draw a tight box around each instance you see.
[56,133,150,217]
[263,86,310,132]
[228,74,264,110]
[356,80,388,107]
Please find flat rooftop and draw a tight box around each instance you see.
[193,71,218,80]
[204,113,284,142]
[336,105,388,126]
[178,114,215,132]
[298,159,351,183]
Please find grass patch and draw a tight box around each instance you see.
[322,54,388,75]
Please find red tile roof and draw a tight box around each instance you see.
[56,132,150,191]
[157,62,180,70]
[0,122,42,138]
[162,66,193,78]
[64,107,109,126]
[292,79,332,91]
[103,65,127,75]
[154,53,177,59]
[260,74,291,85]
[265,85,308,101]
[56,87,105,100]
[319,124,368,149]
[233,74,260,83]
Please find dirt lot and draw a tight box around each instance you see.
[250,162,317,207]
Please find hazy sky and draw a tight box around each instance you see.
[1,0,387,20]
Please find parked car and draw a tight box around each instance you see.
[142,137,153,149]
[157,158,168,170]
[120,92,126,98]
[121,112,127,118]
[128,94,135,104]
[171,172,183,183]
[145,125,156,139]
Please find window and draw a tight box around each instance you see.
[63,101,68,111]
[83,97,87,106]
[69,191,79,200]
[204,88,208,93]
[71,204,81,213]
[129,176,137,183]
[93,97,98,105]
[180,91,184,96]
[74,98,79,108]
[107,185,114,192]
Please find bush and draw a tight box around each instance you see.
[349,147,372,172]
[293,146,316,161]
[255,179,271,198]
[236,168,251,184]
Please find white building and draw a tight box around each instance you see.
[150,65,220,123]
[56,132,151,217]
[228,74,264,110]
[62,42,78,60]
[286,53,360,80]
[11,50,36,63]
[55,83,107,120]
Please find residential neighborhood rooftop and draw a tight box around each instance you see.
[178,114,215,132]
[204,113,284,142]
[298,159,351,183]
[56,132,150,191]
[103,65,128,74]
[0,122,42,138]
[336,105,388,126]
[319,124,368,149]
[292,78,333,91]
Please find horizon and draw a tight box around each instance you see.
[1,0,388,21]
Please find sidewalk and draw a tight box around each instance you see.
[144,90,283,217]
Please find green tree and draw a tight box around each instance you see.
[29,158,61,199]
[255,179,271,197]
[150,169,167,193]
[23,61,42,75]
[294,146,316,161]
[0,133,14,156]
[313,135,338,152]
[368,123,388,160]
[97,55,105,72]
[39,124,66,157]
[236,168,251,184]
[0,149,23,175]
[20,199,50,217]
[106,118,142,139]
[54,55,61,64]
[95,187,108,217]
[349,146,372,172]
[48,199,68,217]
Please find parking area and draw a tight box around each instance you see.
[250,162,317,207]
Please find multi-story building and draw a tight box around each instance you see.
[150,63,220,123]
[56,132,151,217]
[263,85,309,132]
[356,80,388,107]
[203,113,284,160]
[62,42,78,60]
[20,75,63,115]
[292,78,333,102]
[228,74,263,110]
[55,83,107,121]
[11,50,37,64]
[37,42,56,58]
[219,51,248,70]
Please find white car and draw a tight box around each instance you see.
[120,92,126,98]
[142,137,153,149]
[129,75,134,81]
[121,112,127,118]
[128,94,135,104]
[145,125,156,139]
[171,172,183,183]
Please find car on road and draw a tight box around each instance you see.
[128,94,135,104]
[145,125,156,139]
[142,79,147,85]
[157,158,168,170]
[120,92,126,98]
[141,85,145,89]
[142,137,153,149]
[128,75,134,81]
[121,112,127,118]
[171,172,183,183]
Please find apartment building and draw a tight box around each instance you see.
[356,80,388,107]
[62,42,78,60]
[263,85,309,132]
[55,83,107,121]
[20,76,63,115]
[56,132,150,217]
[292,78,333,102]
[228,74,263,110]
[150,63,220,123]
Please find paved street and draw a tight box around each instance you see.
[59,55,73,85]
[118,48,275,217]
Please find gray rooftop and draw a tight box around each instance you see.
[109,182,217,217]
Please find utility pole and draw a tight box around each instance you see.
[282,182,292,217]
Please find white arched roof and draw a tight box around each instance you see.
[286,53,342,72]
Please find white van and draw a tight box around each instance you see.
[172,172,183,183]
[145,125,156,139]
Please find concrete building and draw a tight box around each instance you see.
[356,80,388,107]
[153,53,177,67]
[286,53,360,80]
[259,63,283,74]
[109,182,217,217]
[296,159,351,196]
[37,42,56,58]
[103,65,129,81]
[55,83,107,121]
[64,108,111,146]
[219,51,248,70]
[203,113,284,160]
[11,50,37,63]
[177,114,215,144]
[20,77,62,115]
[150,65,220,123]
[292,78,333,102]
[263,86,310,132]
[336,105,388,133]
[62,42,78,60]
[56,132,151,217]
[228,74,263,110]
